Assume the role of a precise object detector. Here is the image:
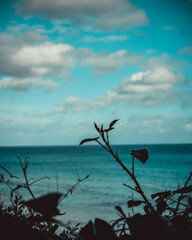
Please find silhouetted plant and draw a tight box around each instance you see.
[0,156,89,240]
[1,120,192,240]
[80,119,192,240]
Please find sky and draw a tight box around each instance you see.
[0,0,192,146]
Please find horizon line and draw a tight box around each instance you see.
[0,142,192,148]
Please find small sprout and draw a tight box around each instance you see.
[131,149,148,164]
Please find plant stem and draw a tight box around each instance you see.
[99,130,156,214]
[132,156,134,176]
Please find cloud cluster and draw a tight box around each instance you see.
[49,66,186,114]
[0,31,141,91]
[15,0,149,31]
[92,67,184,107]
[4,22,67,36]
[0,31,76,91]
[80,49,141,76]
[2,109,190,145]
[0,33,75,79]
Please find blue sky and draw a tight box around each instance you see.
[0,0,192,146]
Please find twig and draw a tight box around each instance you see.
[28,177,50,186]
[174,172,192,216]
[58,174,89,205]
[0,166,19,179]
[17,157,35,200]
[123,183,139,193]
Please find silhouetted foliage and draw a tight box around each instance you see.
[131,149,148,164]
[80,120,192,240]
[0,119,192,240]
[0,157,88,240]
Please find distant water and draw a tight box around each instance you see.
[0,144,192,225]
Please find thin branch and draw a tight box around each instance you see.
[1,180,22,198]
[28,177,50,186]
[132,155,135,176]
[58,174,89,205]
[17,156,35,200]
[123,183,139,193]
[96,139,110,153]
[0,166,19,179]
[174,172,192,216]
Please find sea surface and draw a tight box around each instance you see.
[0,144,192,226]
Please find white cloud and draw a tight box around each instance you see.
[0,77,58,91]
[80,49,141,76]
[142,53,174,70]
[0,33,75,79]
[0,31,142,92]
[0,32,143,94]
[185,123,192,131]
[178,46,192,56]
[58,96,89,113]
[163,25,174,31]
[82,34,128,42]
[97,67,184,106]
[15,0,149,32]
[43,65,187,115]
[4,22,67,36]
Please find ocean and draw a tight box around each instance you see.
[0,144,192,226]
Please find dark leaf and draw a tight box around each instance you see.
[79,137,100,146]
[127,200,144,208]
[94,122,100,133]
[131,149,148,164]
[151,190,172,199]
[173,185,192,194]
[115,205,126,218]
[22,192,62,218]
[75,223,81,228]
[14,184,22,191]
[156,200,167,214]
[109,119,119,128]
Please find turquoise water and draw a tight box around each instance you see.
[0,144,192,225]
